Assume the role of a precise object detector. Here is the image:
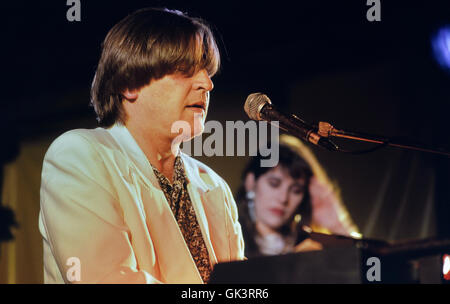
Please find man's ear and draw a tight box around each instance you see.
[122,89,139,101]
[244,172,256,192]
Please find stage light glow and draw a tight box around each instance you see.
[443,254,450,280]
[350,231,363,239]
[432,26,450,70]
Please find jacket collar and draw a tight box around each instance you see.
[106,123,161,189]
[106,123,213,192]
[105,124,223,282]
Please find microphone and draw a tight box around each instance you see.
[244,93,338,151]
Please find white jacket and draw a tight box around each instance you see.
[39,124,245,283]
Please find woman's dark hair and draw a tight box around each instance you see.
[236,138,314,257]
[90,7,220,127]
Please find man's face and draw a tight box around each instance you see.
[125,68,214,142]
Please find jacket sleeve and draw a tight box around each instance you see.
[40,131,161,284]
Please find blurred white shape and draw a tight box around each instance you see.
[443,254,450,276]
[432,26,450,70]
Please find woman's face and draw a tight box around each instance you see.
[247,166,307,232]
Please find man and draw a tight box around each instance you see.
[39,7,245,284]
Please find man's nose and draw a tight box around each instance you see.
[193,69,214,92]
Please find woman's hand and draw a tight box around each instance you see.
[309,177,356,236]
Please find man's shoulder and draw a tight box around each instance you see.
[49,128,111,150]
[44,127,115,161]
[50,127,109,146]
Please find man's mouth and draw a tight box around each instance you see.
[186,102,206,111]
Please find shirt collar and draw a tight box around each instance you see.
[151,155,186,190]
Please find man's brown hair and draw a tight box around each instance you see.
[91,8,220,127]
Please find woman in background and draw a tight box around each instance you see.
[236,134,360,257]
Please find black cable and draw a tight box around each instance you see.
[334,141,390,155]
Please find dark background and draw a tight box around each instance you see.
[2,1,450,241]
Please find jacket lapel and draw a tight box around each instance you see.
[181,154,229,263]
[107,124,203,283]
[199,187,230,262]
[136,177,203,283]
[187,183,219,265]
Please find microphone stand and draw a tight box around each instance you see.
[317,121,450,157]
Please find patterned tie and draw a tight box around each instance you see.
[151,156,212,283]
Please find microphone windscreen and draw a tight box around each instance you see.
[244,93,271,120]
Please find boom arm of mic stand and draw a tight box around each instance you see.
[318,121,450,157]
